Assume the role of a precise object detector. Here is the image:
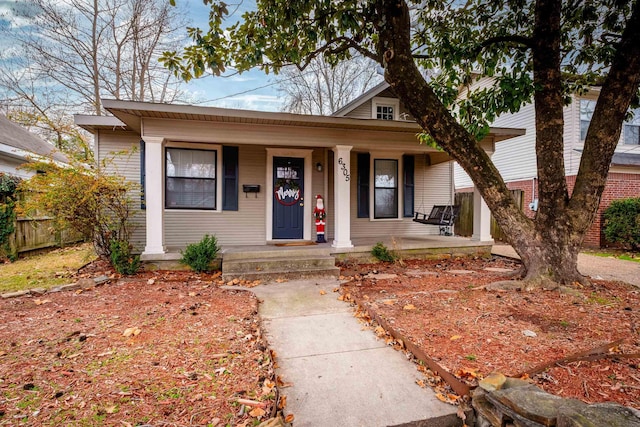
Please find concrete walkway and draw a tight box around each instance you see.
[492,244,640,287]
[249,278,459,427]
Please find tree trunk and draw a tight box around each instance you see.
[375,0,640,288]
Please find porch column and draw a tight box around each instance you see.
[472,186,493,242]
[331,145,353,248]
[142,136,166,255]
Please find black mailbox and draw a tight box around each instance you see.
[242,184,260,197]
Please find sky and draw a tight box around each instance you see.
[175,0,283,111]
[0,0,282,112]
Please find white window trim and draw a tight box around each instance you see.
[369,152,403,221]
[372,97,400,121]
[164,142,222,212]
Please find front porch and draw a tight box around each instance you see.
[141,235,493,275]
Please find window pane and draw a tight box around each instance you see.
[374,159,398,218]
[376,105,394,120]
[624,124,640,145]
[375,189,397,218]
[580,100,596,140]
[167,148,216,178]
[375,159,397,188]
[166,177,216,209]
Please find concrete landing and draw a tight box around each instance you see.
[248,279,460,427]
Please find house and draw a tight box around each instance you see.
[0,114,69,178]
[454,79,640,247]
[74,89,523,265]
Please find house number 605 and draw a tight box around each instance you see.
[338,157,350,182]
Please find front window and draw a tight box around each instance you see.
[374,159,398,219]
[624,110,640,145]
[580,99,596,141]
[166,148,217,209]
[376,105,395,120]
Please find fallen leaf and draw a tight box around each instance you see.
[278,395,287,409]
[122,327,141,337]
[319,289,326,295]
[34,299,51,305]
[333,287,340,292]
[0,351,7,357]
[249,407,265,418]
[188,292,196,297]
[338,294,345,301]
[403,304,417,310]
[450,335,462,341]
[66,353,82,359]
[284,414,295,423]
[97,351,113,357]
[374,326,386,337]
[105,405,117,414]
[209,418,221,427]
[435,392,448,402]
[383,299,397,305]
[416,379,426,388]
[276,376,293,388]
[147,279,155,285]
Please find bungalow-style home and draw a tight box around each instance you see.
[454,79,640,247]
[0,114,69,178]
[75,89,523,274]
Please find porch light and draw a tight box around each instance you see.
[316,162,323,172]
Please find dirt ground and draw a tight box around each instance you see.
[0,261,276,427]
[1,255,638,426]
[340,256,640,409]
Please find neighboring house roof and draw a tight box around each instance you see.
[0,114,69,164]
[331,81,391,117]
[74,99,524,145]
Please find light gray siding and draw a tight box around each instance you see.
[165,145,266,247]
[350,153,454,238]
[345,101,372,119]
[97,130,146,250]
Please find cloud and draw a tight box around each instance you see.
[0,0,39,29]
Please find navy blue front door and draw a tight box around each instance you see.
[273,157,304,239]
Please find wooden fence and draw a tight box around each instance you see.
[7,217,83,256]
[454,190,524,241]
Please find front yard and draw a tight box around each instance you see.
[0,265,276,426]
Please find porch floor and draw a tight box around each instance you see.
[142,235,493,266]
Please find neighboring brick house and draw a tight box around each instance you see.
[455,79,640,247]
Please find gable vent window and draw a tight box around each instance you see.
[376,105,395,120]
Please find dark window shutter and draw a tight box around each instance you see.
[222,146,239,211]
[403,154,414,217]
[357,153,370,218]
[140,140,146,210]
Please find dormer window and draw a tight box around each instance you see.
[372,97,400,121]
[376,105,394,120]
[624,110,640,145]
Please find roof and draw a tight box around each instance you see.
[0,114,69,164]
[74,99,524,144]
[331,81,391,117]
[611,152,640,167]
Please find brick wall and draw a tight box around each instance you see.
[457,172,640,247]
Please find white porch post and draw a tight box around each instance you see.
[331,145,353,248]
[472,186,493,242]
[142,136,166,255]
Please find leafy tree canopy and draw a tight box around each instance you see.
[163,0,636,136]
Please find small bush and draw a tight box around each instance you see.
[371,242,396,262]
[109,239,140,275]
[180,234,220,272]
[603,198,640,250]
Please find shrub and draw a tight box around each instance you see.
[109,239,140,275]
[180,234,220,272]
[0,173,21,261]
[371,241,396,262]
[18,158,137,260]
[603,198,640,250]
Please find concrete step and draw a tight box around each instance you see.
[222,251,340,280]
[223,255,336,274]
[221,245,330,261]
[221,265,340,282]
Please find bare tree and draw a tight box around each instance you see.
[0,0,189,122]
[276,55,381,115]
